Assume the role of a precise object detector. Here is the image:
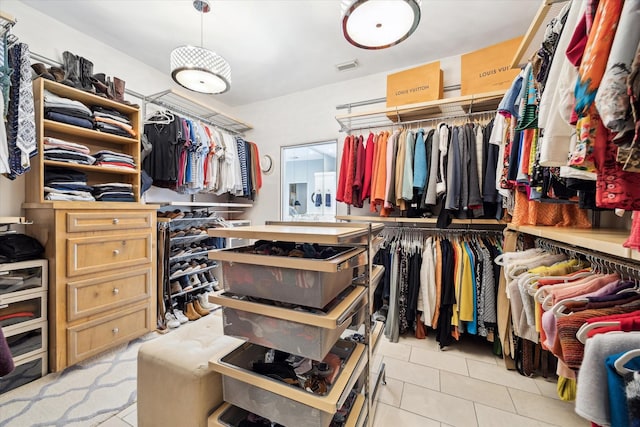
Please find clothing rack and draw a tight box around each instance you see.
[0,11,16,38]
[340,110,495,134]
[533,237,640,280]
[143,89,252,136]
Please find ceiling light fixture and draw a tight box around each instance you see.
[170,0,231,94]
[341,0,421,50]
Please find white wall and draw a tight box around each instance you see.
[236,56,461,224]
[0,0,237,216]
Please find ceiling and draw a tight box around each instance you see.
[23,0,541,107]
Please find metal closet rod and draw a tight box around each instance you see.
[534,237,640,274]
[343,110,494,133]
[145,99,244,136]
[383,225,504,233]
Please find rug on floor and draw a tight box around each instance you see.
[0,332,158,427]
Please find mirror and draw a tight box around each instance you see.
[281,140,337,221]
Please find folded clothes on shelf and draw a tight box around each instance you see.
[43,148,96,165]
[43,137,91,154]
[44,166,95,201]
[45,111,94,129]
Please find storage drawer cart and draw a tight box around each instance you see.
[0,259,49,393]
[207,222,383,427]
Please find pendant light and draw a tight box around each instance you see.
[341,0,422,50]
[170,0,231,94]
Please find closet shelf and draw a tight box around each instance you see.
[40,79,140,114]
[42,160,138,175]
[23,201,157,210]
[168,281,216,299]
[0,217,29,226]
[209,222,384,245]
[511,0,571,69]
[43,120,138,145]
[507,224,635,260]
[145,89,252,135]
[335,90,505,132]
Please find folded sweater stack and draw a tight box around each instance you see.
[43,90,94,129]
[44,166,94,201]
[43,137,95,165]
[93,150,135,170]
[92,106,135,138]
[92,182,134,202]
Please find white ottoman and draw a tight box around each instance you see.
[137,312,225,427]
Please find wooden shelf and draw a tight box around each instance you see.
[511,0,571,68]
[43,160,138,175]
[508,224,633,260]
[0,217,28,226]
[370,320,384,355]
[208,223,381,245]
[43,120,137,145]
[345,394,366,427]
[22,201,157,210]
[41,78,139,115]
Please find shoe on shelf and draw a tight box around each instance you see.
[197,292,216,310]
[185,302,201,320]
[164,312,180,329]
[193,299,210,316]
[179,276,192,291]
[190,274,202,288]
[170,281,182,294]
[173,309,189,324]
[197,273,210,286]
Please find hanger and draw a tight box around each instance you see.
[146,109,175,124]
[576,321,622,344]
[615,349,640,375]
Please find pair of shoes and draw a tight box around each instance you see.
[173,309,189,324]
[185,300,210,320]
[165,312,180,329]
[170,281,182,294]
[197,292,216,310]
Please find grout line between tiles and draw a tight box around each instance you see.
[377,400,445,427]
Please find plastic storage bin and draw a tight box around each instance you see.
[210,337,367,427]
[211,286,366,361]
[211,245,366,308]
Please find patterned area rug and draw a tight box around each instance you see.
[0,332,158,427]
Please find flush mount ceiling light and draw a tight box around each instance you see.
[341,0,421,50]
[170,0,231,94]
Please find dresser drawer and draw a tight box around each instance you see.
[0,260,47,300]
[4,320,47,361]
[66,211,153,233]
[67,303,150,365]
[67,267,152,321]
[0,293,46,333]
[66,232,153,277]
[0,351,47,395]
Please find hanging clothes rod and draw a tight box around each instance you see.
[341,110,494,134]
[383,225,504,233]
[0,11,16,38]
[533,237,640,276]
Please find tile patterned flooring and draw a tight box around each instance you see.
[98,333,589,427]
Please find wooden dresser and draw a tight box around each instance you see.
[24,203,156,371]
[22,79,157,372]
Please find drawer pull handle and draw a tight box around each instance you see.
[113,249,120,256]
[113,218,119,224]
[112,327,119,334]
[112,288,119,295]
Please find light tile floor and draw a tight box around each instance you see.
[98,333,589,427]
